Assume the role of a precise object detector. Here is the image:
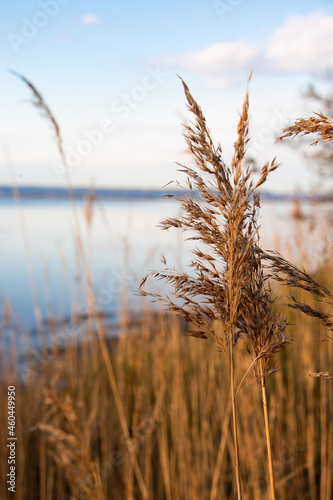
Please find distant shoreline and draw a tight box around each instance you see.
[0,186,332,202]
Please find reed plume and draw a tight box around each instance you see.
[140,76,289,499]
[38,386,105,500]
[276,113,333,145]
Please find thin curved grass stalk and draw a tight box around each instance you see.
[259,360,276,500]
[140,75,289,499]
[210,399,232,500]
[230,333,242,499]
[13,72,149,500]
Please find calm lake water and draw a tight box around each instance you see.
[0,193,331,348]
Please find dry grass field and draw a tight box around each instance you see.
[0,296,332,499]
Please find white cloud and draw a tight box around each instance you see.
[159,40,258,86]
[169,41,258,74]
[156,11,333,86]
[80,14,103,25]
[266,11,333,73]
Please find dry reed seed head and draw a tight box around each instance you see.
[43,385,79,429]
[140,77,288,362]
[264,250,333,329]
[277,113,333,145]
[10,71,66,164]
[264,250,333,375]
[307,371,333,379]
[39,385,105,498]
[231,88,250,179]
[288,301,333,331]
[264,251,333,302]
[84,191,95,226]
[290,198,307,221]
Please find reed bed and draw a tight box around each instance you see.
[0,75,332,500]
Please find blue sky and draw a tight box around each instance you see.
[1,0,333,191]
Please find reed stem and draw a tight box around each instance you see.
[260,361,276,500]
[230,338,242,500]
